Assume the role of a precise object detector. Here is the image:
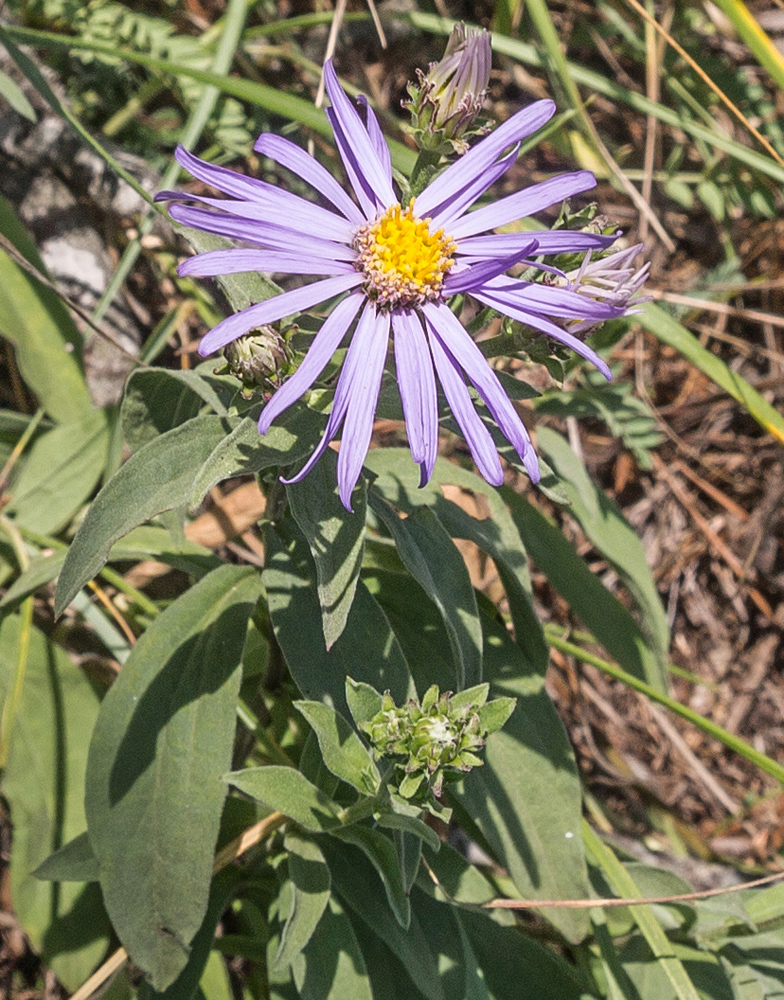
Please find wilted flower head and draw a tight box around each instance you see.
[405,23,492,154]
[557,243,651,333]
[156,58,635,510]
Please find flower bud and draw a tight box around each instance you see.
[404,23,492,155]
[218,326,291,398]
[359,683,514,804]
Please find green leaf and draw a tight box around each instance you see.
[33,832,99,883]
[0,550,67,610]
[344,917,432,1000]
[7,410,110,535]
[138,867,242,1000]
[537,427,670,691]
[0,192,93,424]
[262,522,413,716]
[324,839,445,1000]
[55,414,234,615]
[451,614,591,944]
[330,825,410,929]
[406,890,492,1000]
[0,67,36,120]
[477,697,516,734]
[584,824,702,1000]
[2,24,419,177]
[365,450,548,675]
[458,907,594,1000]
[638,302,784,447]
[293,896,374,1000]
[375,813,440,854]
[0,614,110,990]
[345,678,383,729]
[275,833,332,972]
[418,841,503,909]
[295,701,379,796]
[2,528,218,612]
[190,404,324,507]
[121,367,228,453]
[369,494,482,690]
[502,487,661,687]
[287,448,367,650]
[226,766,340,832]
[364,567,456,697]
[85,565,259,991]
[744,881,784,926]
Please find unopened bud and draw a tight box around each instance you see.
[218,326,291,398]
[404,23,492,155]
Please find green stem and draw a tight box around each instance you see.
[545,626,784,785]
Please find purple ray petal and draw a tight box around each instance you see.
[323,60,396,210]
[198,273,363,356]
[448,171,597,240]
[414,99,555,217]
[457,230,618,257]
[166,203,355,259]
[258,292,363,433]
[337,307,390,509]
[423,302,539,481]
[444,241,538,294]
[356,95,393,184]
[481,275,625,319]
[526,230,619,254]
[425,144,519,231]
[179,248,355,278]
[162,186,353,243]
[254,133,364,223]
[325,107,377,218]
[392,310,438,486]
[282,302,385,501]
[427,324,504,486]
[173,145,274,202]
[472,286,612,379]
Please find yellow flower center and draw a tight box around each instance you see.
[353,200,457,310]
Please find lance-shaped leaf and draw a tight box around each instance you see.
[55,415,234,615]
[451,612,591,944]
[0,193,93,424]
[502,486,660,687]
[369,492,482,690]
[6,410,110,535]
[263,522,413,715]
[0,615,109,991]
[295,701,379,796]
[226,766,340,833]
[121,367,228,453]
[293,895,373,1000]
[287,448,367,650]
[537,427,670,690]
[275,833,332,972]
[190,403,325,506]
[330,825,410,930]
[85,565,259,991]
[365,449,548,675]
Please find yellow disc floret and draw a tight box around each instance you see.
[353,200,457,310]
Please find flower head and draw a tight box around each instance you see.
[559,243,651,332]
[358,683,515,802]
[157,59,631,510]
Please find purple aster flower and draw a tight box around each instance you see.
[156,60,629,510]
